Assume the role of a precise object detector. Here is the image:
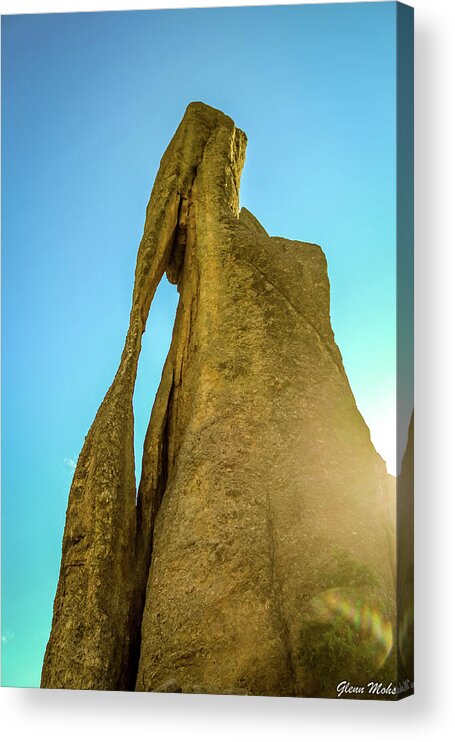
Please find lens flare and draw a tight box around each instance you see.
[311,589,393,668]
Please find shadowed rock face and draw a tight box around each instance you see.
[397,413,414,683]
[42,102,396,696]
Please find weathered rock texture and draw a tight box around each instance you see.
[42,102,396,696]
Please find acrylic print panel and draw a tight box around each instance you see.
[1,2,414,699]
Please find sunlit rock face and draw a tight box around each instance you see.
[42,103,396,697]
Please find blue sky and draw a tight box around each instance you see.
[2,2,399,687]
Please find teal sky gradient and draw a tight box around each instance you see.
[2,2,398,687]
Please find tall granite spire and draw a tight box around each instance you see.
[42,103,395,696]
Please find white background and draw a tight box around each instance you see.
[1,0,454,740]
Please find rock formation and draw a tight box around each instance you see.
[42,102,396,697]
[397,413,414,684]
